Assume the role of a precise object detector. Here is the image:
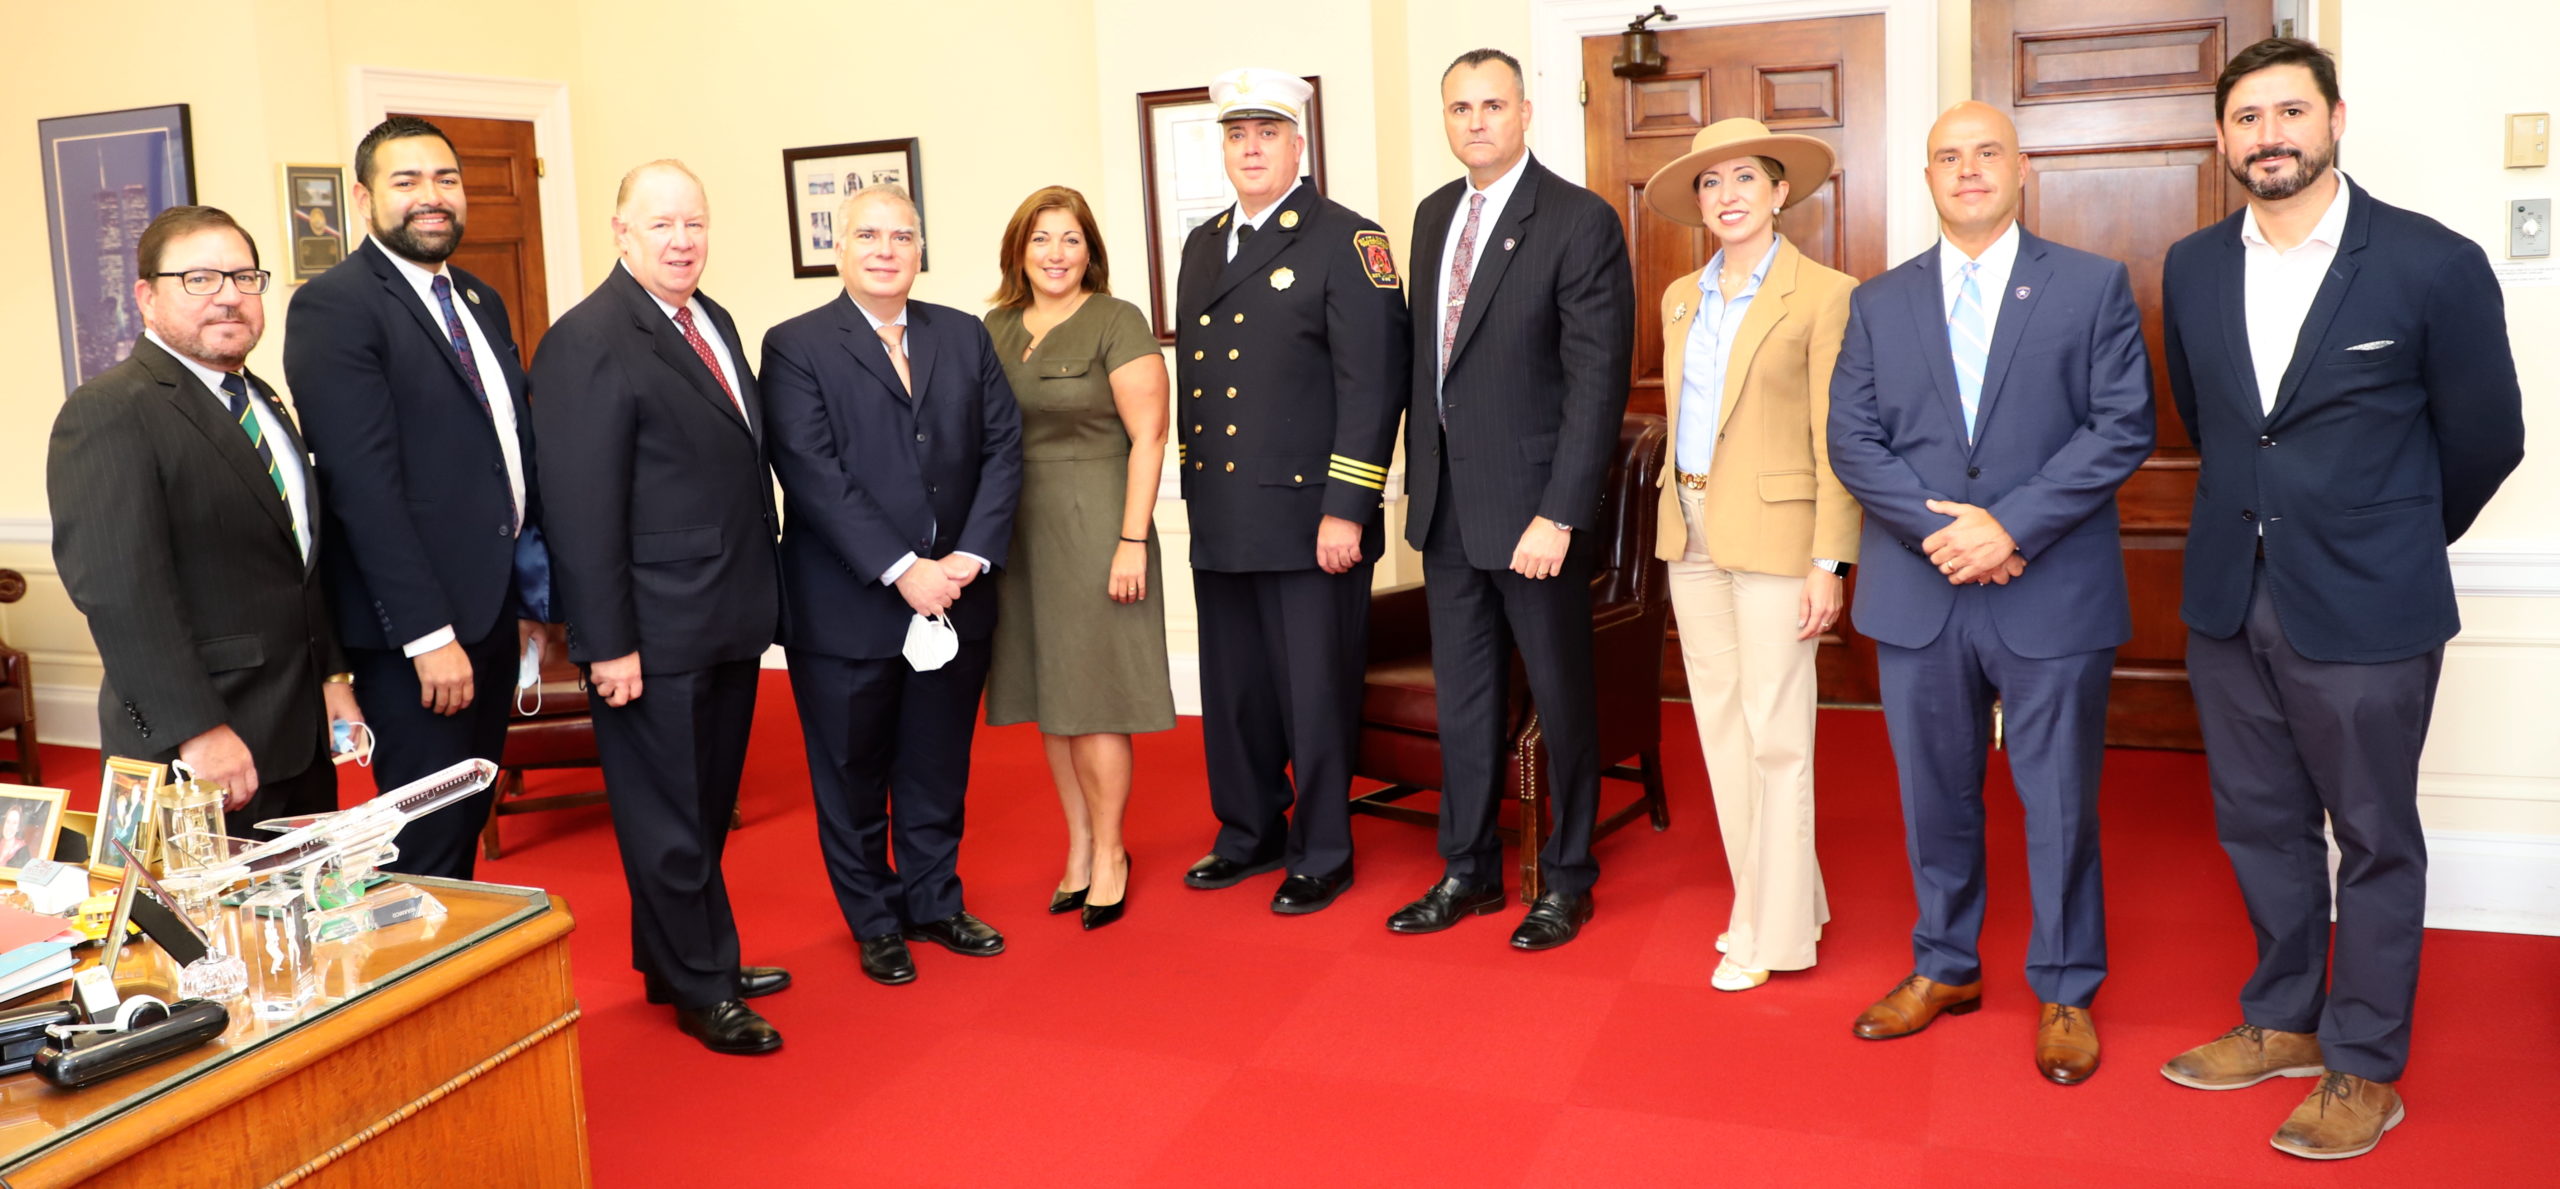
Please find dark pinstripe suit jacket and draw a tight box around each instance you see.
[47,336,342,778]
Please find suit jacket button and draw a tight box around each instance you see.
[1225,462,1235,473]
[928,483,939,493]
[1967,466,1981,478]
[499,523,513,536]
[915,433,926,442]
[2259,436,2274,448]
[2240,509,2256,521]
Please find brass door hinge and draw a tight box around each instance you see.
[535,157,547,178]
[1580,79,1589,105]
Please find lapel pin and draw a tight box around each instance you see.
[1279,210,1300,230]
[1503,237,1516,251]
[466,288,482,305]
[1671,301,1688,322]
[1271,267,1296,291]
[2014,286,2030,300]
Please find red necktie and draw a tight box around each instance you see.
[673,306,745,421]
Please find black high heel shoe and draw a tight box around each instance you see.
[1080,856,1130,931]
[1047,884,1089,915]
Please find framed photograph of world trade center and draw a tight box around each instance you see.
[38,103,196,393]
[1135,77,1325,343]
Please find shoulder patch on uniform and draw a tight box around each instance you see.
[1352,230,1399,289]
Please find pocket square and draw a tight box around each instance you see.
[2346,340,2396,351]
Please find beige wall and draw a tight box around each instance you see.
[5,2,2555,903]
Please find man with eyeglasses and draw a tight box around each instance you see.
[49,205,363,831]
[761,184,1023,986]
[285,115,552,880]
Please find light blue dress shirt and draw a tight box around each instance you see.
[1674,237,1780,476]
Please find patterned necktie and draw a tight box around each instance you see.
[219,373,303,557]
[877,323,913,395]
[673,306,745,422]
[1442,192,1486,378]
[429,274,492,419]
[1948,260,1989,441]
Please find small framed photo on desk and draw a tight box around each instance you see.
[92,758,166,879]
[0,786,68,881]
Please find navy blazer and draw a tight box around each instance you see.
[761,294,1024,661]
[2163,179,2525,664]
[531,265,781,672]
[285,238,545,651]
[1828,229,2156,658]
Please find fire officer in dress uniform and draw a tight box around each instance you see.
[1175,68,1411,915]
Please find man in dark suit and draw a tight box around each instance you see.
[286,116,551,881]
[1174,68,1408,915]
[1827,102,2154,1085]
[1386,48,1634,951]
[49,206,361,828]
[2155,40,2524,1161]
[763,184,1022,986]
[530,161,787,1055]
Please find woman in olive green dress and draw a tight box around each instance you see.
[982,185,1173,931]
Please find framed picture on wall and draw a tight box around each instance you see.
[38,103,196,392]
[1136,78,1326,343]
[782,137,926,278]
[281,163,350,284]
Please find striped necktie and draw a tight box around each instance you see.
[219,373,303,556]
[1947,261,1990,441]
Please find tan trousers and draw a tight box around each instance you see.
[1668,487,1829,971]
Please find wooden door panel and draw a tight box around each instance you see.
[1977,0,2271,749]
[393,113,550,358]
[1586,15,1887,708]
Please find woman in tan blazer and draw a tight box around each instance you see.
[1643,119,1862,991]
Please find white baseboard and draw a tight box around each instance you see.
[30,682,99,753]
[1169,649,1202,717]
[2420,830,2560,935]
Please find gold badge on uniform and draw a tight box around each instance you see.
[1216,211,1230,229]
[1270,267,1296,291]
[1671,301,1688,322]
[1279,210,1300,230]
[1352,230,1400,290]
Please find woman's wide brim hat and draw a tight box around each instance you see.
[1642,117,1838,226]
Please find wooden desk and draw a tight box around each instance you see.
[0,880,589,1188]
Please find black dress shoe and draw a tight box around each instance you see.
[1387,877,1508,934]
[1270,868,1353,915]
[1081,855,1131,931]
[1048,886,1089,914]
[904,911,1006,956]
[1509,891,1596,951]
[859,934,917,985]
[642,965,795,1005]
[1183,852,1285,889]
[675,999,782,1056]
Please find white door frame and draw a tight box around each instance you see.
[346,66,585,325]
[1525,0,1943,263]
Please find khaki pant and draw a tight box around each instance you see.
[1668,487,1828,971]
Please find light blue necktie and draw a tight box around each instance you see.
[1948,261,1988,440]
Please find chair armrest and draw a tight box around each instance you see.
[1366,582,1432,665]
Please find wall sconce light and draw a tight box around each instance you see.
[1612,6,1680,79]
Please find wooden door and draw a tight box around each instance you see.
[1973,0,2272,749]
[392,113,552,358]
[1584,16,1888,706]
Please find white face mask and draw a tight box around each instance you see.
[902,612,959,672]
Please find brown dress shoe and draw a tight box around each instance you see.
[1852,973,1983,1039]
[2034,1003,2100,1085]
[2160,1023,2324,1090]
[2272,1071,2404,1160]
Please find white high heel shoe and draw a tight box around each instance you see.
[1711,957,1769,992]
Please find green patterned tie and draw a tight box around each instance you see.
[219,373,303,556]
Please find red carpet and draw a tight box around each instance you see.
[14,676,2551,1184]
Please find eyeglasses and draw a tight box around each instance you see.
[151,268,274,296]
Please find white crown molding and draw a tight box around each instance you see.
[1526,0,1943,263]
[345,67,585,327]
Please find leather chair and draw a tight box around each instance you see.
[482,622,600,858]
[1351,413,1672,901]
[0,569,37,785]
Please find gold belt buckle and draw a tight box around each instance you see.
[1678,470,1709,490]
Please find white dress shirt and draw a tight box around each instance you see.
[629,263,746,426]
[1938,220,2023,321]
[2240,175,2353,416]
[371,238,530,657]
[1226,179,1303,261]
[147,329,313,565]
[851,300,987,586]
[1434,150,1533,390]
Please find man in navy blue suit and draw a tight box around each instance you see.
[1827,101,2154,1086]
[2155,40,2523,1161]
[761,185,1023,988]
